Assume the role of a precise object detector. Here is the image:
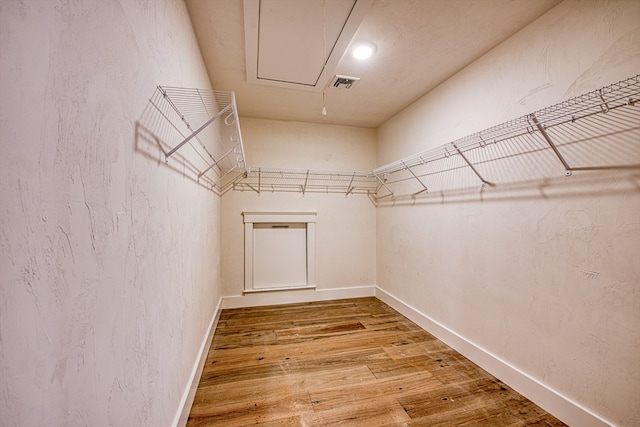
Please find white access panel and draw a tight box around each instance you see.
[253,223,307,289]
[243,212,316,293]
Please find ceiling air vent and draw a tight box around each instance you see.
[330,75,360,89]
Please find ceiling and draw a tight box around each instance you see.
[185,0,562,128]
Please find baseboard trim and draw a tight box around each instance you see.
[172,298,222,427]
[375,286,613,427]
[173,287,609,427]
[221,285,376,309]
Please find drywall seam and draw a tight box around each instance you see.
[172,298,222,427]
[375,286,614,427]
[220,285,376,309]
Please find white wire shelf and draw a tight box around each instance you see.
[233,167,378,196]
[149,86,247,193]
[372,75,640,200]
[144,77,638,200]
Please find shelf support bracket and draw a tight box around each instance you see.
[401,160,428,193]
[598,89,610,113]
[209,164,239,189]
[452,144,494,187]
[245,184,259,194]
[373,173,394,197]
[302,170,309,195]
[166,103,232,160]
[346,172,356,197]
[529,113,572,176]
[197,144,237,179]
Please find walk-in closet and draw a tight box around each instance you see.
[1,1,638,426]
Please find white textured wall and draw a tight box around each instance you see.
[376,1,640,425]
[0,1,220,426]
[221,118,376,296]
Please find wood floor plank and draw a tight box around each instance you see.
[397,378,551,425]
[187,297,566,426]
[302,396,411,426]
[308,371,442,411]
[188,376,314,426]
[366,354,437,379]
[290,365,377,390]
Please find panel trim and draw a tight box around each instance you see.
[243,211,317,223]
[243,211,317,292]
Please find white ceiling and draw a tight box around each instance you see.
[185,0,562,128]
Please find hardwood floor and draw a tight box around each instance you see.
[187,297,567,426]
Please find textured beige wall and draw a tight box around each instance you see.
[0,1,220,426]
[376,1,640,425]
[221,118,377,296]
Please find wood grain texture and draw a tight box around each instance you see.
[187,298,567,426]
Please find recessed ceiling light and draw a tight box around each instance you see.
[352,42,375,60]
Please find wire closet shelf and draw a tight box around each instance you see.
[154,86,247,193]
[371,75,640,200]
[151,76,638,199]
[231,75,639,199]
[233,167,378,196]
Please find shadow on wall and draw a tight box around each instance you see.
[134,87,246,196]
[373,168,640,207]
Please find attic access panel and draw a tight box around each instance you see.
[243,0,373,91]
[243,212,317,293]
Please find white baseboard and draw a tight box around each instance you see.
[221,285,376,309]
[375,286,613,427]
[172,298,222,427]
[174,287,608,427]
